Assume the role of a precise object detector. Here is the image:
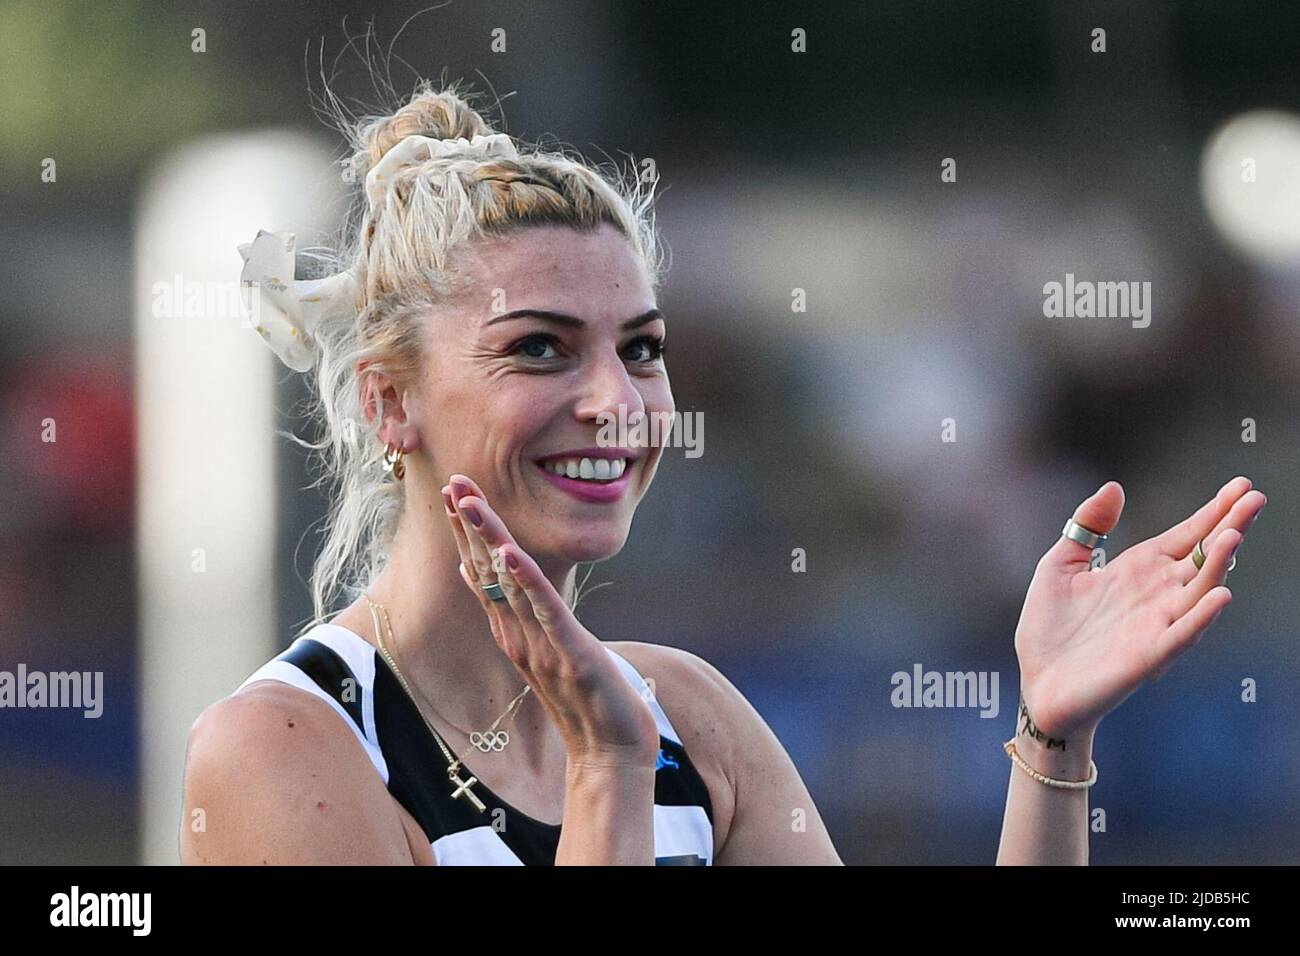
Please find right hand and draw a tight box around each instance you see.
[1012,476,1265,744]
[442,474,661,770]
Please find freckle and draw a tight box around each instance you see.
[317,801,327,810]
[287,720,295,728]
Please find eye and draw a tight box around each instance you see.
[623,334,667,364]
[509,333,562,360]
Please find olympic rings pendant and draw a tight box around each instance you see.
[470,729,510,752]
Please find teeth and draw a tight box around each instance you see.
[543,456,628,481]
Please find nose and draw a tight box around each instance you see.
[573,351,644,429]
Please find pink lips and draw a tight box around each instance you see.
[535,455,635,503]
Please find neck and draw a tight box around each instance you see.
[354,473,578,767]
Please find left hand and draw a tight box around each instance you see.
[1013,476,1266,742]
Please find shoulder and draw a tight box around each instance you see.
[179,681,411,864]
[607,636,740,700]
[605,640,842,865]
[604,640,741,752]
[604,641,746,840]
[186,681,359,777]
[605,640,776,780]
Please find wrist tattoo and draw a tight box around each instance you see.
[1017,695,1067,751]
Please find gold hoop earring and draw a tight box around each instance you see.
[382,442,406,480]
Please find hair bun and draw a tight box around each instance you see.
[350,82,501,182]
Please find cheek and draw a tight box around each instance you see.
[423,366,530,453]
[488,404,554,474]
[643,382,675,453]
[640,378,675,417]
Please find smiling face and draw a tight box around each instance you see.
[410,222,673,564]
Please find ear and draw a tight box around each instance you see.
[359,367,421,453]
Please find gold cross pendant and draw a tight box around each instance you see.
[449,768,487,813]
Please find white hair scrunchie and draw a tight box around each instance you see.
[363,132,519,208]
[237,230,358,372]
[237,133,515,370]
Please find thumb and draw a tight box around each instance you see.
[1047,480,1125,569]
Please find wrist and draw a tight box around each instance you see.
[1014,727,1095,780]
[557,758,656,865]
[565,754,656,788]
[1013,693,1096,779]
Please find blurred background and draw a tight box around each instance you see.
[2,0,1299,865]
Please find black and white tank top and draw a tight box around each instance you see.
[235,623,715,865]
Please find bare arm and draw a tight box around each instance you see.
[554,761,657,865]
[179,684,415,865]
[996,713,1095,865]
[996,477,1265,866]
[704,659,841,865]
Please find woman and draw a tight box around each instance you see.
[179,82,1266,865]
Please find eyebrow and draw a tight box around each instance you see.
[484,308,664,331]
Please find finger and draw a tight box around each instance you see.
[1046,481,1125,570]
[1149,585,1232,680]
[451,485,547,666]
[456,496,506,591]
[442,485,482,588]
[442,484,523,654]
[449,478,499,588]
[1170,528,1241,620]
[499,541,581,655]
[453,491,541,631]
[1172,489,1266,585]
[495,546,544,631]
[450,473,529,608]
[1157,476,1252,559]
[453,555,508,627]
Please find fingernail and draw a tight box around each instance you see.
[452,481,470,500]
[505,550,519,571]
[441,489,456,516]
[462,505,482,527]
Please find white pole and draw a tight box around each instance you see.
[134,130,343,864]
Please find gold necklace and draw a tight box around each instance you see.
[365,596,531,814]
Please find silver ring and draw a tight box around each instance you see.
[482,581,507,602]
[1062,518,1107,550]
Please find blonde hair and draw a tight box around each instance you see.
[287,68,666,639]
